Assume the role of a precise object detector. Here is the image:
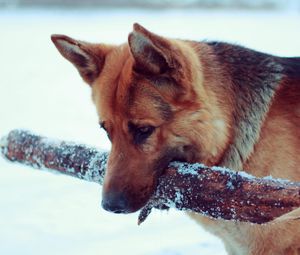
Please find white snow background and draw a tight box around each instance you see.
[0,8,300,255]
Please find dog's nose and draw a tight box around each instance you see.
[101,192,129,214]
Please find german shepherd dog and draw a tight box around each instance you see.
[51,23,300,255]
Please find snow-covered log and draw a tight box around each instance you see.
[1,129,300,225]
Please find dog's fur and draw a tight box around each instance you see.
[51,23,300,255]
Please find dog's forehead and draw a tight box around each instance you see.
[91,45,130,117]
[92,45,171,123]
[128,81,173,121]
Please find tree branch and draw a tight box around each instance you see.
[1,129,300,225]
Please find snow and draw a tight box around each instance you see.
[0,7,299,255]
[261,175,297,185]
[226,180,235,190]
[170,162,205,176]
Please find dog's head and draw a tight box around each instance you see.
[51,23,229,213]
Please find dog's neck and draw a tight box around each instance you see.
[199,42,283,171]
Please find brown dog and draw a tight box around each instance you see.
[51,23,300,255]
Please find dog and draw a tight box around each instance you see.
[51,23,300,255]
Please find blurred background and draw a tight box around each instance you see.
[0,1,299,255]
[0,0,300,10]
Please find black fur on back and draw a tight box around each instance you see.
[206,41,285,170]
[278,57,300,80]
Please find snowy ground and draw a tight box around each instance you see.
[0,8,299,255]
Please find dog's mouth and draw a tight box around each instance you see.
[102,147,195,215]
[135,153,193,221]
[153,146,193,177]
[102,184,155,214]
[148,151,190,194]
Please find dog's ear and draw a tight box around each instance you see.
[128,23,181,76]
[51,34,112,85]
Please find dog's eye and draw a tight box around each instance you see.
[138,126,154,134]
[135,126,155,144]
[128,122,155,144]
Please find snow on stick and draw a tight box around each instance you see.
[0,129,108,183]
[1,129,300,225]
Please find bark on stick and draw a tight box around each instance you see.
[1,129,300,225]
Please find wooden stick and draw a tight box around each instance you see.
[1,129,300,225]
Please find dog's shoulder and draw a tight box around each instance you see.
[205,41,291,171]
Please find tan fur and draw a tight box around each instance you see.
[52,23,300,255]
[188,71,300,255]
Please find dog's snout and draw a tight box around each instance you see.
[101,192,129,214]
